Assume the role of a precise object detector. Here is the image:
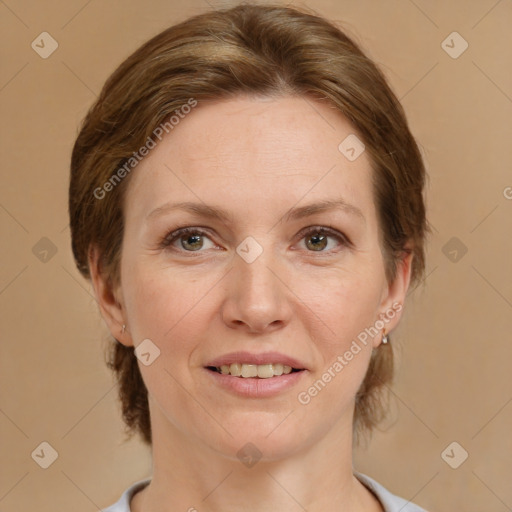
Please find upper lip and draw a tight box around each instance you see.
[206,351,308,370]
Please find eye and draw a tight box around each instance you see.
[160,227,217,252]
[160,225,350,255]
[297,226,350,253]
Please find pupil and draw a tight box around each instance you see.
[307,233,327,251]
[183,234,203,250]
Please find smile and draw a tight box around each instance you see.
[208,363,302,378]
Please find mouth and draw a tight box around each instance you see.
[206,363,304,379]
[204,355,308,397]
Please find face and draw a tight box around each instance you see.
[94,95,411,462]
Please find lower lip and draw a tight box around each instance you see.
[204,368,306,398]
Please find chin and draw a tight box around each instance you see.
[203,414,314,463]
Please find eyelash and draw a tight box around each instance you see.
[159,225,351,256]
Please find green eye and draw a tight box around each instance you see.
[178,232,205,251]
[300,227,349,253]
[162,228,214,251]
[160,225,350,255]
[305,231,328,251]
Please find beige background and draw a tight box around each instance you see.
[1,0,511,510]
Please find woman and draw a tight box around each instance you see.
[69,4,429,511]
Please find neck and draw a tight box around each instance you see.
[131,402,381,512]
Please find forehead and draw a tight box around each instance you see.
[124,95,375,222]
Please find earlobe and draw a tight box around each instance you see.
[88,245,133,347]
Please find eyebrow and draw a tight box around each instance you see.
[146,198,365,224]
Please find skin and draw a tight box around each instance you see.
[90,95,412,512]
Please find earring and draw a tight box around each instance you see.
[381,328,389,345]
[121,324,126,334]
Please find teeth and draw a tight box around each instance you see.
[241,364,258,378]
[257,364,273,378]
[217,363,296,378]
[229,363,241,376]
[273,363,284,376]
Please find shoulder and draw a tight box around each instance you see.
[354,471,430,512]
[102,479,151,512]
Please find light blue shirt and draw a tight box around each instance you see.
[102,472,428,511]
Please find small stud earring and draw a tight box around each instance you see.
[122,324,126,334]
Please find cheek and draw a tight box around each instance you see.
[123,267,194,339]
[291,268,384,403]
[121,261,220,371]
[121,264,207,403]
[293,266,384,347]
[292,273,380,416]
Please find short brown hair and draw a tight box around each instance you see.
[69,3,428,445]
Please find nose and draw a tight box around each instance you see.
[221,247,293,334]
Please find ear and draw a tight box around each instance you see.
[88,244,133,347]
[375,249,414,347]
